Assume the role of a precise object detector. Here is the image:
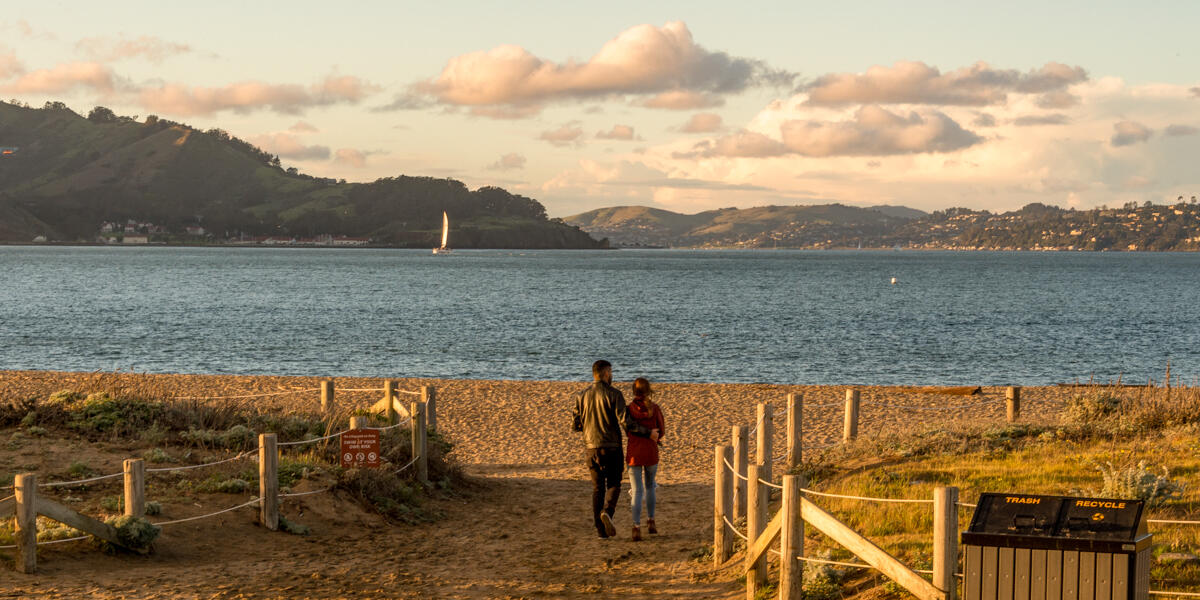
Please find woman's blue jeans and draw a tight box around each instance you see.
[628,464,657,526]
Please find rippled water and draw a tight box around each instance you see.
[2,246,1198,385]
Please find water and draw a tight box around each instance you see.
[1,246,1198,385]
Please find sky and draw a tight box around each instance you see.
[2,1,1199,217]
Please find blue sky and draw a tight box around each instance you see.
[3,2,1198,215]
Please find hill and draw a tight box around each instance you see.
[567,201,1200,250]
[0,101,604,248]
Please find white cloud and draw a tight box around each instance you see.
[638,90,724,110]
[75,35,191,63]
[1110,120,1152,147]
[138,75,377,116]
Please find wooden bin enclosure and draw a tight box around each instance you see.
[962,493,1151,600]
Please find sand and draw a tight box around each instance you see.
[0,370,1080,599]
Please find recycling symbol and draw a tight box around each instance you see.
[1092,512,1105,521]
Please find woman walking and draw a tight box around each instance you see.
[626,377,665,541]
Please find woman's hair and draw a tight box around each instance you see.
[632,377,654,406]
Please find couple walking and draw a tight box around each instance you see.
[572,360,666,541]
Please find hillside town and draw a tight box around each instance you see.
[94,220,371,246]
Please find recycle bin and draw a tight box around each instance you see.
[962,493,1151,600]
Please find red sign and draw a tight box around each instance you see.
[340,429,381,468]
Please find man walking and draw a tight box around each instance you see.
[572,360,649,538]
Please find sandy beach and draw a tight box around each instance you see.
[0,370,1080,599]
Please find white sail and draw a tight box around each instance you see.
[441,212,449,248]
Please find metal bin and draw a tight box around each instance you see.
[962,493,1151,600]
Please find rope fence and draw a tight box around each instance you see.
[173,388,321,401]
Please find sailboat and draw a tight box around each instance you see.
[432,211,452,255]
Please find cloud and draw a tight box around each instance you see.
[1192,87,1200,98]
[681,112,723,133]
[803,60,1087,106]
[638,90,724,110]
[468,104,542,119]
[10,19,55,41]
[137,74,376,116]
[0,49,22,80]
[75,35,191,63]
[410,21,791,117]
[538,122,584,147]
[372,92,435,111]
[778,106,983,156]
[973,113,997,127]
[1165,124,1198,136]
[333,148,372,168]
[675,130,787,158]
[488,153,527,170]
[0,61,117,94]
[1013,114,1070,126]
[1110,120,1152,146]
[1035,90,1079,109]
[288,121,319,133]
[596,124,637,140]
[248,132,330,160]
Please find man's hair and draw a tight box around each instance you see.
[592,360,612,377]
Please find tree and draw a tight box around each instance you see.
[87,106,118,123]
[43,101,69,111]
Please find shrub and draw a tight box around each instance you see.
[67,461,95,478]
[68,393,162,436]
[279,515,310,536]
[1093,461,1183,506]
[145,501,162,516]
[101,515,160,553]
[143,448,173,464]
[1063,392,1123,425]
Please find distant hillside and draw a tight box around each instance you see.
[566,201,1200,250]
[566,203,924,248]
[0,101,604,248]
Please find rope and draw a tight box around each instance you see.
[804,401,843,408]
[154,498,260,526]
[146,451,256,473]
[335,387,386,392]
[39,471,124,488]
[280,487,333,498]
[1148,519,1200,525]
[173,388,319,400]
[396,390,421,396]
[759,478,783,490]
[800,488,933,504]
[0,535,92,549]
[277,429,347,447]
[959,502,977,508]
[722,516,749,542]
[393,456,420,475]
[366,417,413,431]
[723,456,750,482]
[0,494,12,503]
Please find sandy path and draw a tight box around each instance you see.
[0,371,1081,598]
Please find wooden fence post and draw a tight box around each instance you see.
[780,474,805,600]
[746,462,767,598]
[1006,387,1021,423]
[934,486,960,600]
[412,401,428,484]
[756,403,774,487]
[15,473,36,574]
[786,393,803,470]
[320,379,334,414]
[384,380,397,425]
[843,389,861,442]
[123,458,145,518]
[349,415,370,430]
[422,385,437,431]
[732,425,748,521]
[713,444,733,565]
[259,433,278,531]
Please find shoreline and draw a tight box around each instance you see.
[2,241,1197,252]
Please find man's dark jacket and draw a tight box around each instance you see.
[572,381,651,448]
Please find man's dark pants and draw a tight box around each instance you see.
[587,447,624,534]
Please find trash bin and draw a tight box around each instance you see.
[962,493,1151,600]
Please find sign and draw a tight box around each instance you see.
[340,428,381,468]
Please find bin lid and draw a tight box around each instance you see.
[963,493,1149,551]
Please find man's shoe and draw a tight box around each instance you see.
[600,512,616,537]
[597,528,610,539]
[631,525,642,541]
[647,519,657,534]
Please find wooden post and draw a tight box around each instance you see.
[786,393,803,470]
[934,486,960,600]
[779,474,805,600]
[732,425,748,521]
[412,401,428,484]
[713,444,733,565]
[349,415,370,430]
[746,462,767,597]
[1006,387,1021,423]
[422,385,437,431]
[384,380,397,425]
[259,433,278,531]
[756,402,774,487]
[123,458,145,518]
[15,473,36,574]
[843,389,861,442]
[320,379,334,414]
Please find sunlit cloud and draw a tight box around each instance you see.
[803,60,1087,107]
[248,132,330,160]
[75,35,191,63]
[596,124,637,140]
[538,122,584,147]
[680,112,723,133]
[1110,120,1152,146]
[333,148,372,168]
[0,48,22,80]
[288,121,319,133]
[1013,114,1070,126]
[398,21,792,118]
[137,75,377,116]
[1165,124,1198,137]
[487,152,527,170]
[0,61,118,94]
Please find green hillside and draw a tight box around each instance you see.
[0,101,604,248]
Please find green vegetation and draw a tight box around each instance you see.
[0,100,604,248]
